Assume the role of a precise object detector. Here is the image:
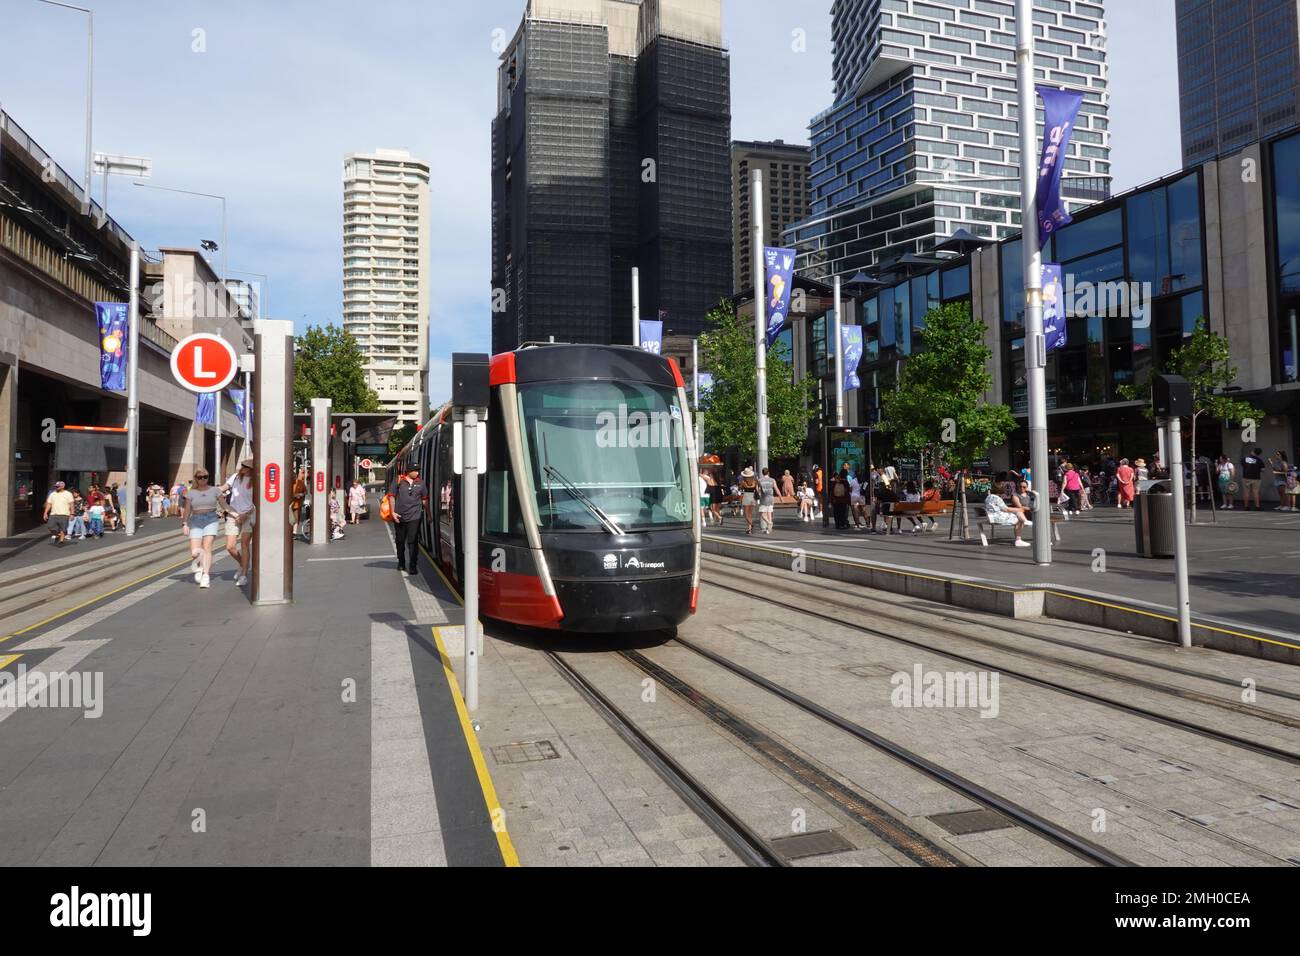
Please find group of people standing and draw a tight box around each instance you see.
[41,481,138,543]
[1214,448,1298,510]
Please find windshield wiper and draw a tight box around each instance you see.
[543,463,625,536]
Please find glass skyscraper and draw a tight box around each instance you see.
[1176,0,1300,168]
[789,0,1112,280]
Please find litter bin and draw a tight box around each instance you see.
[1134,479,1177,558]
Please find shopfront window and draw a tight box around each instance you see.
[1272,132,1300,383]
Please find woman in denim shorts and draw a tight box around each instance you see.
[181,469,222,589]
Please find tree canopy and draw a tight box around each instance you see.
[880,301,1016,469]
[292,324,382,413]
[697,299,814,460]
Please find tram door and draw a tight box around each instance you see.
[436,425,459,580]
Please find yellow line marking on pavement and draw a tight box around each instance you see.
[0,557,192,646]
[1044,591,1300,650]
[430,625,520,868]
[0,654,20,669]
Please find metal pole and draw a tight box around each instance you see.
[463,407,480,711]
[84,7,92,213]
[243,369,253,461]
[752,168,769,473]
[833,274,844,427]
[1167,415,1192,647]
[632,267,640,347]
[1017,0,1051,565]
[124,241,140,536]
[214,330,224,487]
[692,337,702,456]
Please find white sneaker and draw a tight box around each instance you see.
[235,574,248,586]
[194,569,203,583]
[1014,539,1031,547]
[199,573,210,588]
[191,557,201,574]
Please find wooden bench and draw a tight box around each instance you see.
[882,499,953,532]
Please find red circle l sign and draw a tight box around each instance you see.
[170,333,238,393]
[316,471,325,493]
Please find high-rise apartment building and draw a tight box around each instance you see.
[1176,0,1300,168]
[732,139,811,293]
[790,0,1112,281]
[342,149,431,427]
[491,0,732,354]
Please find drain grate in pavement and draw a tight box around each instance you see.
[769,829,855,861]
[491,740,561,765]
[928,809,1014,835]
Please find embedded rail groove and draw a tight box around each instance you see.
[699,564,1300,767]
[546,650,787,868]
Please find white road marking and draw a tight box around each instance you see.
[306,554,396,562]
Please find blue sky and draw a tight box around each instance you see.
[1,0,1179,400]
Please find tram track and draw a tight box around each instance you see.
[699,557,1300,767]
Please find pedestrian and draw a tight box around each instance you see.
[1268,450,1291,510]
[291,466,309,540]
[329,494,347,540]
[68,490,87,541]
[739,466,758,534]
[221,458,257,587]
[1062,463,1084,514]
[848,469,867,528]
[181,468,221,589]
[87,498,105,538]
[780,469,795,500]
[385,466,429,576]
[1241,447,1265,510]
[900,479,923,534]
[830,463,851,530]
[101,486,119,531]
[921,478,941,530]
[1079,467,1094,510]
[708,468,724,527]
[798,481,815,522]
[348,478,367,524]
[875,479,898,534]
[149,483,165,518]
[43,481,75,544]
[1216,455,1236,509]
[1285,460,1299,511]
[171,480,186,517]
[757,466,777,535]
[1135,458,1149,483]
[1115,458,1136,509]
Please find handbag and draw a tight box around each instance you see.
[379,495,393,522]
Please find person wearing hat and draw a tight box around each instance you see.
[221,458,257,588]
[42,481,75,544]
[738,466,758,534]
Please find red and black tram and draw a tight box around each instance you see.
[389,344,701,632]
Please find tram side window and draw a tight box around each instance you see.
[484,393,525,538]
[437,426,455,528]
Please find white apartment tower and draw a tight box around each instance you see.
[342,149,431,426]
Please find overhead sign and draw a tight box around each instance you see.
[360,458,374,470]
[171,333,238,393]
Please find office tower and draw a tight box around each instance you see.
[791,0,1111,280]
[732,139,811,294]
[1176,0,1300,167]
[491,0,732,354]
[342,149,431,427]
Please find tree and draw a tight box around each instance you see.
[293,324,382,413]
[387,421,418,457]
[880,301,1016,537]
[698,299,814,461]
[1118,317,1262,522]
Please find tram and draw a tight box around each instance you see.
[389,344,701,632]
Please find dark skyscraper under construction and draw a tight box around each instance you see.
[491,0,732,354]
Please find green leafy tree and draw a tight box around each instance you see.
[880,301,1016,537]
[387,421,418,457]
[1118,317,1262,521]
[293,324,382,413]
[698,299,814,460]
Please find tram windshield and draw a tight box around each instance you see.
[518,380,694,533]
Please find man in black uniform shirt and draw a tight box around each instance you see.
[386,468,430,576]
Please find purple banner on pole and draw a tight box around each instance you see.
[1042,263,1067,351]
[230,388,247,434]
[841,326,863,391]
[764,247,797,345]
[196,392,216,426]
[95,302,129,392]
[639,320,663,355]
[1034,85,1085,250]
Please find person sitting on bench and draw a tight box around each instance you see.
[984,488,1030,547]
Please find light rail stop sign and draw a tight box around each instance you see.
[170,333,239,393]
[360,458,373,470]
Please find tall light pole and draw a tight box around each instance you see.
[37,0,93,214]
[124,241,140,535]
[631,267,640,347]
[752,167,769,473]
[833,274,844,427]
[1016,0,1051,565]
[134,181,229,480]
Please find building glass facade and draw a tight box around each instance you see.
[791,0,1111,281]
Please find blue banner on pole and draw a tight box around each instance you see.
[639,320,663,355]
[196,392,216,426]
[1042,263,1067,351]
[1034,85,1085,250]
[95,302,129,392]
[841,326,863,392]
[763,247,797,346]
[697,372,714,401]
[230,388,247,433]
